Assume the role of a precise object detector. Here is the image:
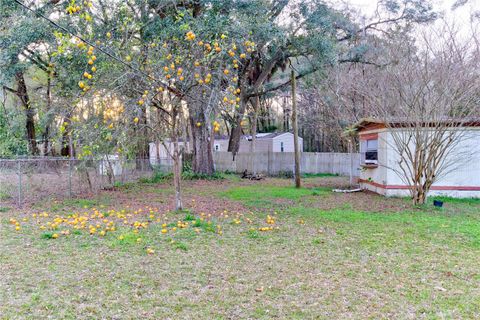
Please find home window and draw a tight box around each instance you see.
[364,139,378,164]
[280,141,284,152]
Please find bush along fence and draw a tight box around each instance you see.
[213,152,361,177]
[0,157,173,208]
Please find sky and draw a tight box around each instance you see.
[328,0,480,48]
[343,0,478,18]
[340,0,479,31]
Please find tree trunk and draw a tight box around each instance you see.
[15,72,38,155]
[43,123,50,155]
[155,141,161,165]
[190,114,214,175]
[43,73,52,155]
[136,106,149,170]
[172,134,183,211]
[413,187,424,205]
[291,70,301,188]
[61,115,75,157]
[227,96,247,157]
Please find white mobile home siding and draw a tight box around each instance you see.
[272,133,303,153]
[360,127,480,198]
[238,139,272,153]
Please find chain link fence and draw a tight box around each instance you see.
[0,157,173,207]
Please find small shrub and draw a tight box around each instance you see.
[140,171,173,183]
[113,181,136,189]
[276,171,294,179]
[41,232,55,239]
[247,229,260,239]
[173,241,188,251]
[184,213,196,221]
[182,153,194,172]
[192,218,216,233]
[181,170,225,181]
[140,169,225,183]
[0,190,12,201]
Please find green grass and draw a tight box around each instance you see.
[222,185,330,207]
[302,172,340,178]
[31,196,113,212]
[48,197,112,211]
[191,218,217,233]
[1,178,480,319]
[172,241,189,251]
[429,195,480,205]
[288,206,480,248]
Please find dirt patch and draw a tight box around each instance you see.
[308,190,412,212]
[5,175,411,216]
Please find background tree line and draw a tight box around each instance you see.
[0,0,448,170]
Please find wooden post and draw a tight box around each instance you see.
[291,70,301,188]
[349,139,354,188]
[17,160,22,207]
[250,96,259,175]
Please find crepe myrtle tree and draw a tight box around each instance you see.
[355,23,480,205]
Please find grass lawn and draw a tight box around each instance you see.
[1,175,479,319]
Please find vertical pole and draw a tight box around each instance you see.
[349,139,353,187]
[251,96,259,175]
[291,70,301,188]
[68,158,72,198]
[17,160,22,207]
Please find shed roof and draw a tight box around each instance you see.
[243,132,302,140]
[355,117,480,133]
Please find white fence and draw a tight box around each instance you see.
[213,152,361,176]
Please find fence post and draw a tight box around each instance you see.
[17,160,22,207]
[68,158,73,198]
[267,151,271,175]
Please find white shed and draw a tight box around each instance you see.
[239,132,303,153]
[213,132,304,153]
[356,119,480,198]
[150,132,303,163]
[98,155,123,176]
